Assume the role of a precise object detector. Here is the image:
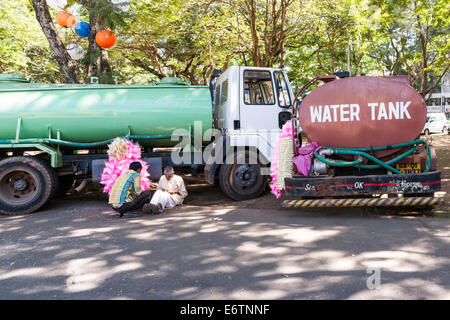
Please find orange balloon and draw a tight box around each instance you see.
[95,30,117,49]
[66,15,76,27]
[56,11,75,28]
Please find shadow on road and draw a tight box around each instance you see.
[0,134,448,299]
[0,190,449,299]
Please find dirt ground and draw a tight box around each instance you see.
[67,133,450,216]
[429,133,450,215]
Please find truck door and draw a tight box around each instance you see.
[238,68,292,155]
[239,68,291,131]
[273,70,293,128]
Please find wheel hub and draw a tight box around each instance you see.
[13,179,27,191]
[234,165,258,188]
[0,169,37,204]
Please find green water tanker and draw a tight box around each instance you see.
[0,67,293,215]
[0,74,212,148]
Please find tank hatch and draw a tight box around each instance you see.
[0,73,31,83]
[158,77,191,86]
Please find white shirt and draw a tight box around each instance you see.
[156,175,188,205]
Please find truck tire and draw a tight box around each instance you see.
[218,150,268,201]
[0,156,56,215]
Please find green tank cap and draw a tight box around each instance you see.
[158,77,190,86]
[0,73,30,83]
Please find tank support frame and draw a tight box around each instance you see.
[0,143,62,167]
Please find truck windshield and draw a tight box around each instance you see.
[243,70,275,105]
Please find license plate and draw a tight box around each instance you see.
[396,163,421,174]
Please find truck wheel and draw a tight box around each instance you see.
[0,156,56,215]
[218,151,268,201]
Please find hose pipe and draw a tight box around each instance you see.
[314,139,431,174]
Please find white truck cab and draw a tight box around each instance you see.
[213,66,294,162]
[206,66,294,200]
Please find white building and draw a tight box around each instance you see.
[427,73,450,113]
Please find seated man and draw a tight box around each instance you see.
[144,166,187,214]
[109,161,151,217]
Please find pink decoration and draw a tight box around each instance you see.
[270,121,295,199]
[100,140,151,194]
[292,142,321,176]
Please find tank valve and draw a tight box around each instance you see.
[318,149,336,157]
[312,158,329,176]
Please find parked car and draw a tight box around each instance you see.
[446,112,450,134]
[421,113,447,135]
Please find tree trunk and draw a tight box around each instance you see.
[419,32,428,95]
[31,0,79,83]
[244,0,262,67]
[83,2,112,83]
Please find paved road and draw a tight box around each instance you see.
[0,194,449,300]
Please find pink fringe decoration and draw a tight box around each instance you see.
[270,121,295,199]
[100,140,151,194]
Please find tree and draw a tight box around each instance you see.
[0,0,63,82]
[31,0,80,83]
[283,0,364,87]
[117,0,241,85]
[291,0,356,74]
[358,0,450,97]
[29,0,129,83]
[77,0,129,83]
[221,0,310,67]
[6,0,448,91]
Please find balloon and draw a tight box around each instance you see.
[56,11,76,27]
[111,0,130,12]
[75,21,90,37]
[68,4,83,18]
[66,15,76,27]
[47,0,67,10]
[95,30,117,49]
[67,44,84,60]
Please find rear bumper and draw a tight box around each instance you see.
[282,197,444,208]
[284,171,441,198]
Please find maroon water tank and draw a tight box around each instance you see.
[299,76,427,156]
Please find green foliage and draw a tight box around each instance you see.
[1,0,448,90]
[74,0,130,31]
[355,0,450,96]
[0,0,63,82]
[111,0,240,84]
